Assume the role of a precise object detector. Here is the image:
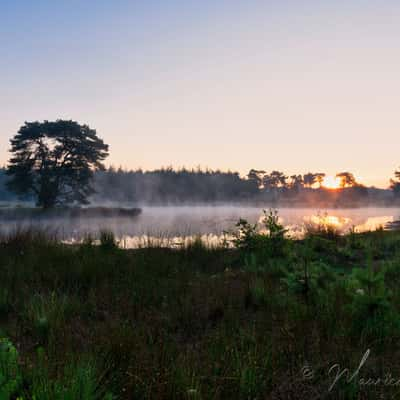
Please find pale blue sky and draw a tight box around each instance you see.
[1,0,400,187]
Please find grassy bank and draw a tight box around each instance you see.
[0,207,142,220]
[1,220,400,399]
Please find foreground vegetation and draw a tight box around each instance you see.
[1,216,400,399]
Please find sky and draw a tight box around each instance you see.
[1,0,400,188]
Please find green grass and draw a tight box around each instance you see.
[1,225,400,398]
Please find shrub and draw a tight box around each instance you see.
[304,212,341,241]
[347,258,400,342]
[230,218,259,252]
[230,209,289,258]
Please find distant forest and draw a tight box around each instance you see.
[0,166,397,207]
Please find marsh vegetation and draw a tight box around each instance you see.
[1,212,400,398]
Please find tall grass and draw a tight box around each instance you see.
[0,225,400,398]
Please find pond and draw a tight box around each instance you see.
[1,206,399,248]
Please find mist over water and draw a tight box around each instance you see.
[1,205,399,248]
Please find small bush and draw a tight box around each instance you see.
[230,209,289,258]
[304,213,341,241]
[347,259,400,342]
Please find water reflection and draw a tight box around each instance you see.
[307,214,350,228]
[354,216,394,232]
[107,212,396,248]
[1,206,399,248]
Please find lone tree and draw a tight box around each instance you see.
[6,120,109,208]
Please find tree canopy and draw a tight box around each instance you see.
[336,172,357,188]
[6,120,109,208]
[390,168,400,195]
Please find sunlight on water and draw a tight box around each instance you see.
[354,216,394,232]
[1,206,399,248]
[307,214,350,227]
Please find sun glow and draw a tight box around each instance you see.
[308,214,350,228]
[322,176,341,189]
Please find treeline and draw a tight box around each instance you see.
[0,166,395,206]
[91,167,392,207]
[93,167,258,203]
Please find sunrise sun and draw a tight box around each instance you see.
[322,176,341,189]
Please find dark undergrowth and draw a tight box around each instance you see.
[1,216,400,399]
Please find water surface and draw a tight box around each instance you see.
[1,206,399,248]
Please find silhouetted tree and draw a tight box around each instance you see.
[2,158,386,206]
[247,169,265,189]
[336,172,356,188]
[263,171,287,190]
[6,120,109,208]
[303,173,317,188]
[390,169,400,196]
[289,175,304,191]
[315,173,326,188]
